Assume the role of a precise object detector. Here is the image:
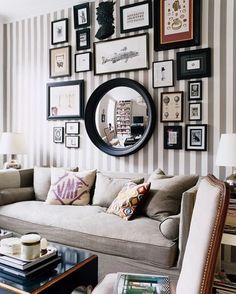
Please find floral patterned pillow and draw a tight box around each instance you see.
[46,168,96,205]
[107,182,151,220]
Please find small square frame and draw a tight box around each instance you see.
[65,122,80,135]
[164,126,182,150]
[65,136,80,148]
[75,52,92,73]
[188,80,202,100]
[76,29,90,51]
[53,127,64,143]
[51,18,69,45]
[153,60,174,88]
[189,102,202,121]
[185,124,207,151]
[49,45,71,78]
[160,91,184,122]
[73,3,90,29]
[177,48,211,80]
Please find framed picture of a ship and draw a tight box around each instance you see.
[94,33,149,75]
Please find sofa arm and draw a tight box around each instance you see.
[0,168,33,189]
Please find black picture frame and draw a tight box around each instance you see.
[160,91,184,122]
[188,80,202,100]
[154,0,201,51]
[152,59,174,88]
[120,0,152,33]
[47,80,84,120]
[76,28,90,51]
[189,102,202,121]
[73,2,90,29]
[185,124,207,151]
[65,122,80,134]
[164,126,182,150]
[53,127,64,143]
[65,136,80,148]
[75,52,92,73]
[51,18,69,45]
[177,48,211,80]
[49,45,71,78]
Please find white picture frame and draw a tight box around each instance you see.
[153,60,174,88]
[75,52,91,73]
[65,122,80,135]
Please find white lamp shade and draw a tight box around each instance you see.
[0,132,27,155]
[216,133,236,166]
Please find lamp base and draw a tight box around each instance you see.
[3,160,21,169]
[226,172,236,194]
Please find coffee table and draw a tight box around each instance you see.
[0,242,98,294]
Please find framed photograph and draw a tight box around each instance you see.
[47,80,84,120]
[53,127,64,143]
[160,91,183,122]
[185,124,207,151]
[65,122,80,134]
[153,60,174,88]
[49,46,71,78]
[189,102,202,121]
[75,52,91,73]
[51,18,68,45]
[120,0,152,33]
[164,126,182,150]
[65,136,80,148]
[94,33,149,75]
[73,3,90,29]
[177,48,211,80]
[154,0,200,51]
[76,28,90,51]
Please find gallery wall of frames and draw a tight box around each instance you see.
[2,0,236,179]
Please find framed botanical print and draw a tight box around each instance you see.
[47,80,84,120]
[154,0,201,51]
[164,126,182,150]
[189,102,202,121]
[188,80,202,100]
[65,122,80,134]
[53,127,64,143]
[76,28,90,51]
[49,46,71,78]
[73,3,90,29]
[153,60,174,88]
[185,124,207,151]
[51,18,68,45]
[65,136,80,148]
[75,52,92,73]
[160,91,184,122]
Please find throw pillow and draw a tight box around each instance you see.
[143,168,198,221]
[34,167,51,201]
[107,182,151,220]
[46,168,96,205]
[159,215,180,241]
[92,172,144,207]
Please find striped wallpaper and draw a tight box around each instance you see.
[2,0,236,178]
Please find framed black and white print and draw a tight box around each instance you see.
[65,122,80,134]
[51,18,68,45]
[160,91,184,122]
[73,3,90,29]
[153,60,174,88]
[75,52,91,73]
[188,80,202,100]
[185,124,207,151]
[49,46,71,78]
[65,136,80,148]
[164,126,182,150]
[177,48,211,80]
[76,29,90,51]
[189,102,202,121]
[94,33,149,75]
[120,0,152,33]
[53,127,64,143]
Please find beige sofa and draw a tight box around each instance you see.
[0,168,198,281]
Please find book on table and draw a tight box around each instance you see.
[113,272,170,294]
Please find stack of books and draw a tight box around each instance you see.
[214,271,236,293]
[0,246,61,278]
[225,195,236,234]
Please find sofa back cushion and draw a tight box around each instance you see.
[0,169,21,190]
[34,167,51,201]
[92,172,144,207]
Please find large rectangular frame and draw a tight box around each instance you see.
[47,80,84,120]
[154,0,201,51]
[94,33,149,75]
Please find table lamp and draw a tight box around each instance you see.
[216,133,236,191]
[0,132,26,169]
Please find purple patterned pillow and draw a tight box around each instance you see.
[46,168,96,205]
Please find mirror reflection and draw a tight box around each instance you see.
[95,87,148,148]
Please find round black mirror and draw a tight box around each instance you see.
[85,78,156,156]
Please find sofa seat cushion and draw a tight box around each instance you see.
[0,201,177,268]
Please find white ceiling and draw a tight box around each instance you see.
[0,0,87,23]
